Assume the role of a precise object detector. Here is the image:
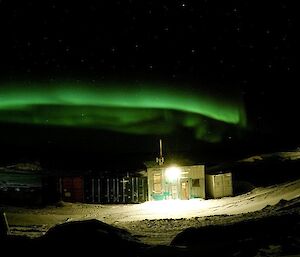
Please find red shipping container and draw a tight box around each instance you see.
[61,177,84,202]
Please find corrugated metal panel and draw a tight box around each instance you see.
[205,172,233,199]
[61,177,84,202]
[213,175,224,198]
[85,177,148,204]
[205,175,214,198]
[223,173,233,196]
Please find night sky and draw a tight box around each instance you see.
[0,1,297,169]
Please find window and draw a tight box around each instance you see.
[192,179,200,187]
[153,173,162,193]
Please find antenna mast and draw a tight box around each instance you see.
[156,139,165,165]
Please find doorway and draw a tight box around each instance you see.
[181,180,190,200]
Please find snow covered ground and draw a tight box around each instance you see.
[1,151,299,256]
[240,151,300,162]
[2,178,300,246]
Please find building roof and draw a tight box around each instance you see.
[144,158,204,169]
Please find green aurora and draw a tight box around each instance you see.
[0,82,247,142]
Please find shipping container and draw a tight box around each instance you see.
[59,176,84,202]
[84,176,148,203]
[205,172,233,198]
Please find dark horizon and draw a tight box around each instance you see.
[0,119,298,172]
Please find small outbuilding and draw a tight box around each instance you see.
[147,164,205,201]
[205,172,233,199]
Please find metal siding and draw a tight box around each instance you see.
[188,165,205,179]
[223,173,233,197]
[187,165,205,199]
[205,175,215,198]
[85,176,147,204]
[214,175,223,198]
[62,177,84,202]
[205,173,233,198]
[148,165,205,200]
[148,167,165,201]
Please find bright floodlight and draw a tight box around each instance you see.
[165,166,181,182]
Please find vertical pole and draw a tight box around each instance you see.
[4,212,10,235]
[97,179,100,203]
[91,178,95,203]
[148,171,151,201]
[136,177,139,203]
[141,178,143,202]
[112,179,115,203]
[107,178,110,203]
[140,177,144,202]
[0,212,10,237]
[116,178,119,203]
[59,177,63,201]
[131,177,134,203]
[157,139,164,165]
[4,213,10,235]
[122,178,125,203]
[159,139,163,158]
[145,177,148,201]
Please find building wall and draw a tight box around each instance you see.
[223,173,233,197]
[147,167,165,200]
[205,172,233,198]
[205,175,215,198]
[185,165,205,199]
[147,165,205,201]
